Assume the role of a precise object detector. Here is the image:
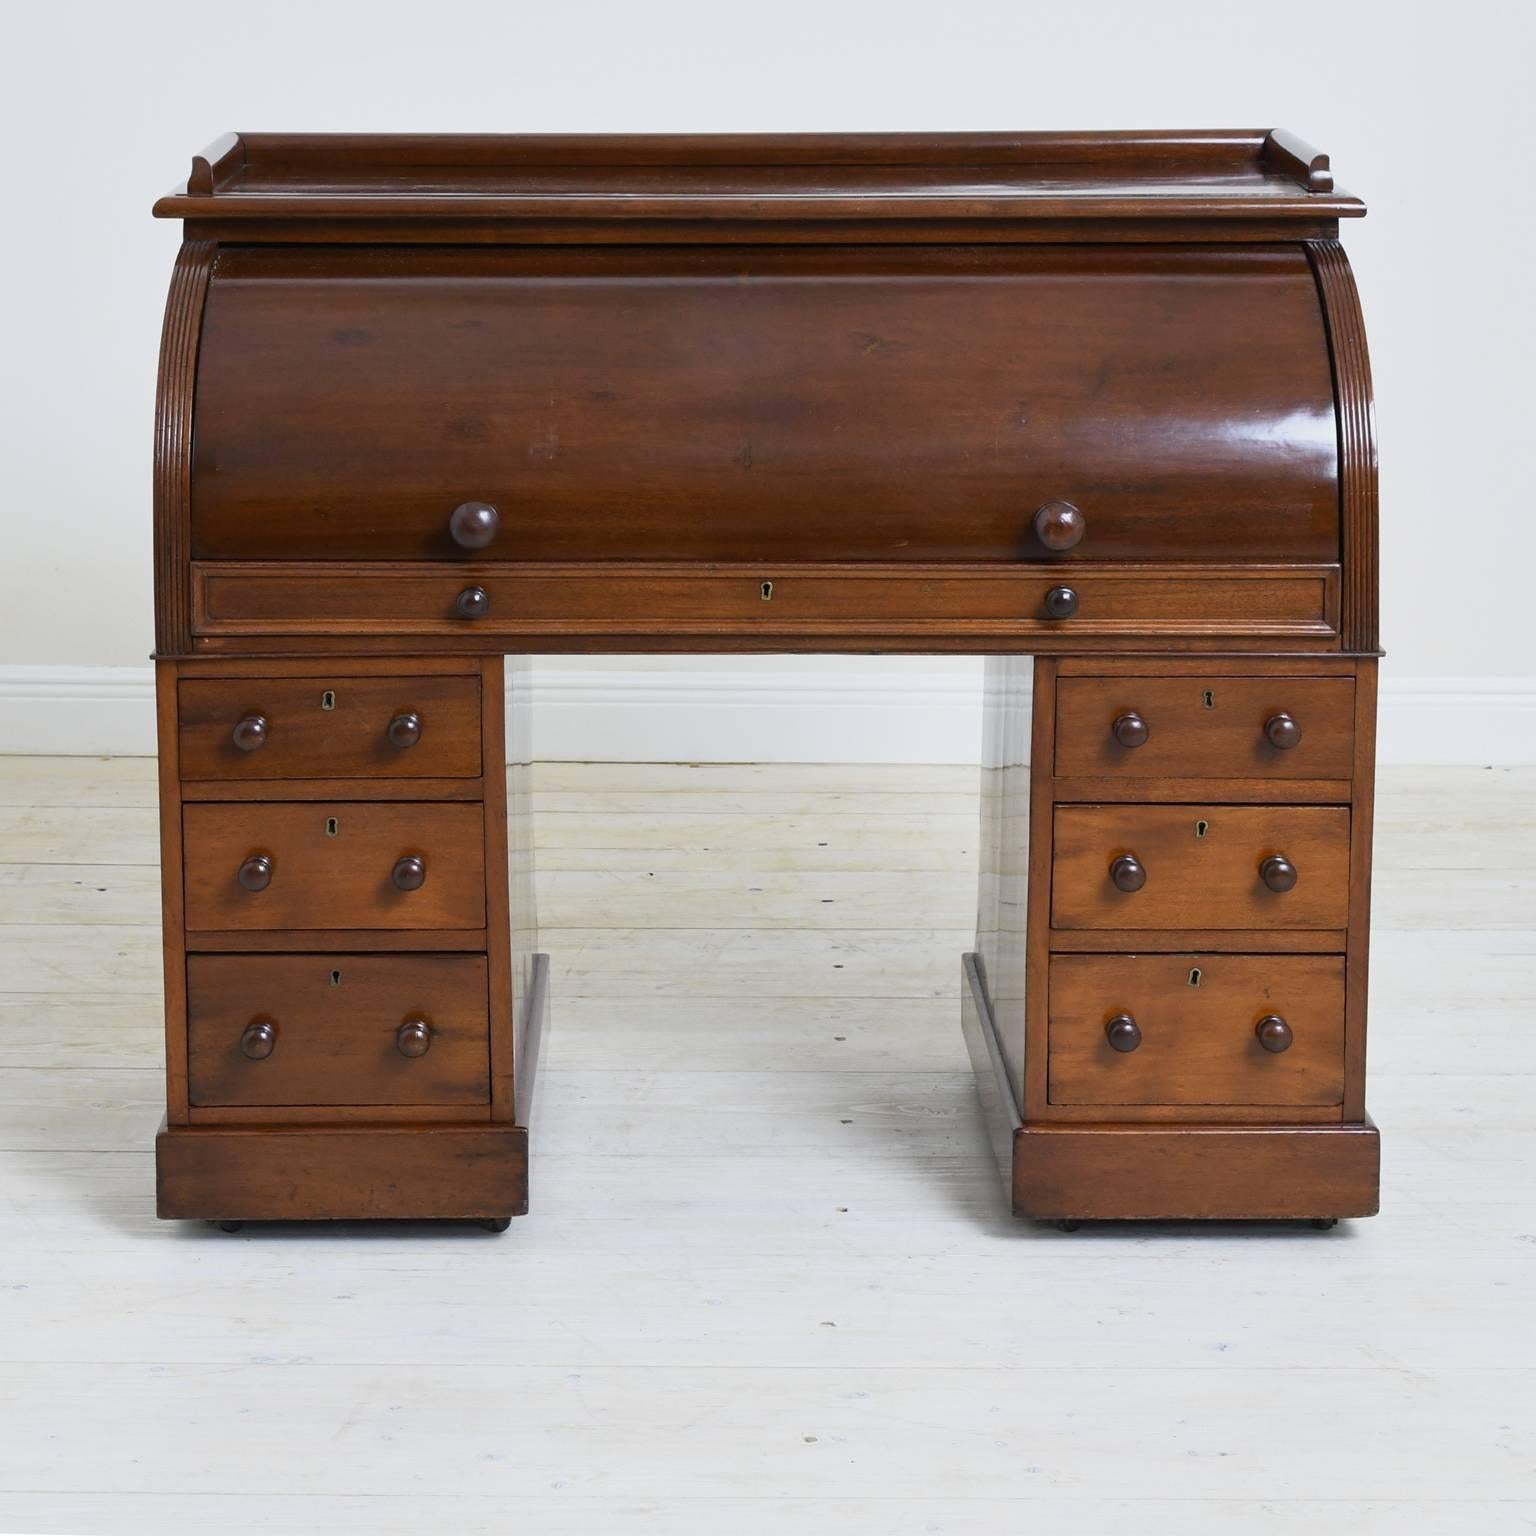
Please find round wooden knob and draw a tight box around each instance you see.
[1256,1014,1294,1053]
[1109,853,1147,892]
[1033,500,1086,551]
[240,1020,277,1060]
[448,500,499,550]
[396,1019,433,1058]
[456,585,489,619]
[231,714,268,752]
[387,712,422,749]
[236,854,272,892]
[1044,585,1079,620]
[1111,712,1149,749]
[391,855,426,892]
[1265,712,1302,750]
[1104,1013,1142,1053]
[1260,854,1298,893]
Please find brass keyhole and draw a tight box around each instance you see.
[321,690,336,711]
[330,969,343,987]
[1188,967,1203,988]
[1202,690,1215,710]
[1195,819,1209,839]
[760,581,774,601]
[325,816,339,837]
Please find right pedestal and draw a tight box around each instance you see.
[968,655,1380,1223]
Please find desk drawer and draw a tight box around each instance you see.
[178,674,481,780]
[193,562,1339,645]
[1055,675,1355,780]
[1048,953,1345,1108]
[183,802,486,932]
[1052,804,1350,930]
[187,953,490,1108]
[190,245,1339,566]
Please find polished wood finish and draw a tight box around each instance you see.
[230,713,267,751]
[1344,660,1379,1121]
[192,561,1340,649]
[190,246,1337,569]
[1013,1119,1379,1221]
[448,500,500,551]
[963,949,1376,1217]
[183,800,486,932]
[1265,712,1302,750]
[155,662,192,1126]
[178,675,481,779]
[1110,711,1149,749]
[1032,501,1086,552]
[238,1020,276,1060]
[155,131,1365,230]
[155,1119,528,1221]
[235,854,272,893]
[152,131,1378,1227]
[1051,804,1351,930]
[1047,954,1345,1108]
[1055,676,1355,780]
[973,649,1375,1210]
[1256,1015,1295,1053]
[186,954,490,1108]
[1309,241,1379,652]
[1104,1014,1142,1053]
[1263,129,1334,194]
[152,242,215,655]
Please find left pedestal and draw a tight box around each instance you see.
[152,655,543,1226]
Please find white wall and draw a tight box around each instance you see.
[2,0,1533,759]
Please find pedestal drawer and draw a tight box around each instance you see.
[187,953,490,1107]
[1051,804,1350,930]
[1054,675,1355,780]
[183,802,486,932]
[1048,953,1345,1108]
[178,674,481,780]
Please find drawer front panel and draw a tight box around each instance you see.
[1048,954,1345,1107]
[1055,676,1355,780]
[190,246,1338,566]
[178,675,482,780]
[1052,805,1350,930]
[183,802,486,931]
[187,953,490,1107]
[193,562,1339,645]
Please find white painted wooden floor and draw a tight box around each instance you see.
[0,757,1533,1534]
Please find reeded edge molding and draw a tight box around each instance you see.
[1308,240,1379,653]
[153,241,216,655]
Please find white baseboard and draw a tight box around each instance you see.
[0,666,160,757]
[2,662,1534,765]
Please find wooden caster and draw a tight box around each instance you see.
[1055,1219,1081,1233]
[479,1217,512,1233]
[1311,1218,1339,1231]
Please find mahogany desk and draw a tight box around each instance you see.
[149,131,1379,1230]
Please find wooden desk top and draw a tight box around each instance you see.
[154,129,1362,235]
